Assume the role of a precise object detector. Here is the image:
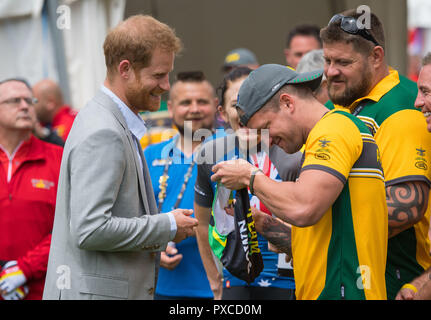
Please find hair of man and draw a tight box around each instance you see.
[286,24,322,49]
[320,8,386,55]
[422,52,431,67]
[103,14,183,80]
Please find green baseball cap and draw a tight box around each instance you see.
[236,64,323,125]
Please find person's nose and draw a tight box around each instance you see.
[325,62,340,79]
[18,97,32,111]
[189,101,200,113]
[159,75,170,92]
[415,92,424,111]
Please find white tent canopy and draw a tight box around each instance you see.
[0,0,125,110]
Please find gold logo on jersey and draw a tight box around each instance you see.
[315,139,331,160]
[31,179,55,190]
[315,153,331,160]
[415,148,428,170]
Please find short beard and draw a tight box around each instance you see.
[328,66,373,107]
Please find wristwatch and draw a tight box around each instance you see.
[249,168,263,195]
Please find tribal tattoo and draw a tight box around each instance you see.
[386,181,429,238]
[258,214,292,257]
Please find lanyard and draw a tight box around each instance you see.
[157,144,200,213]
[352,101,368,116]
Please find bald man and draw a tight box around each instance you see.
[33,79,77,141]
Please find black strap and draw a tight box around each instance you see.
[352,100,370,116]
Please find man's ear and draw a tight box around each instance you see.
[370,46,385,69]
[118,60,132,79]
[280,92,294,113]
[217,105,228,123]
[167,100,174,118]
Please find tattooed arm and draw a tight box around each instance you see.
[251,207,292,258]
[386,181,430,238]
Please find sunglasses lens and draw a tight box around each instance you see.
[328,14,342,25]
[340,17,358,34]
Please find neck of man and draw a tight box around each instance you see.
[371,64,390,91]
[0,129,31,155]
[104,78,139,115]
[302,98,330,140]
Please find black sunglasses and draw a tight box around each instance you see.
[328,14,380,47]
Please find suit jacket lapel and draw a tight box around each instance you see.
[134,138,158,215]
[94,90,154,216]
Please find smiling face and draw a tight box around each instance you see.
[125,47,175,113]
[323,41,374,107]
[168,80,217,135]
[415,64,431,132]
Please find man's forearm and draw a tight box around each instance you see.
[386,181,429,238]
[256,213,292,257]
[195,225,223,297]
[194,203,223,299]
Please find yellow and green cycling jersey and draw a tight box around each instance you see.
[292,109,388,300]
[326,68,431,299]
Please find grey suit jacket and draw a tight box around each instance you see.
[43,90,172,300]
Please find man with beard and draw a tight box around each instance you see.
[43,15,198,300]
[144,71,217,299]
[321,9,431,299]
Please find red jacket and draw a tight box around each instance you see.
[52,105,77,141]
[0,136,62,299]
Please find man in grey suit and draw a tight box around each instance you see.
[43,15,198,300]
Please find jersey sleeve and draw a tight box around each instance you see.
[374,109,431,186]
[301,112,363,184]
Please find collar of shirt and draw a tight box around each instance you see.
[101,85,147,140]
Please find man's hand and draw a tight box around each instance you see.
[251,207,293,258]
[211,159,255,190]
[171,209,198,243]
[160,243,183,270]
[0,261,27,296]
[395,284,417,300]
[1,285,29,300]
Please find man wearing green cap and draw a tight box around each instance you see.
[211,63,388,300]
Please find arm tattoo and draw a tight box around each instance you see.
[387,181,429,238]
[259,214,292,256]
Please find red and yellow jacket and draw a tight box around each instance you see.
[0,136,62,299]
[52,105,77,141]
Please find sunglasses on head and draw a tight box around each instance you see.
[328,14,380,47]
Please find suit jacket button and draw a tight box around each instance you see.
[148,287,155,295]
